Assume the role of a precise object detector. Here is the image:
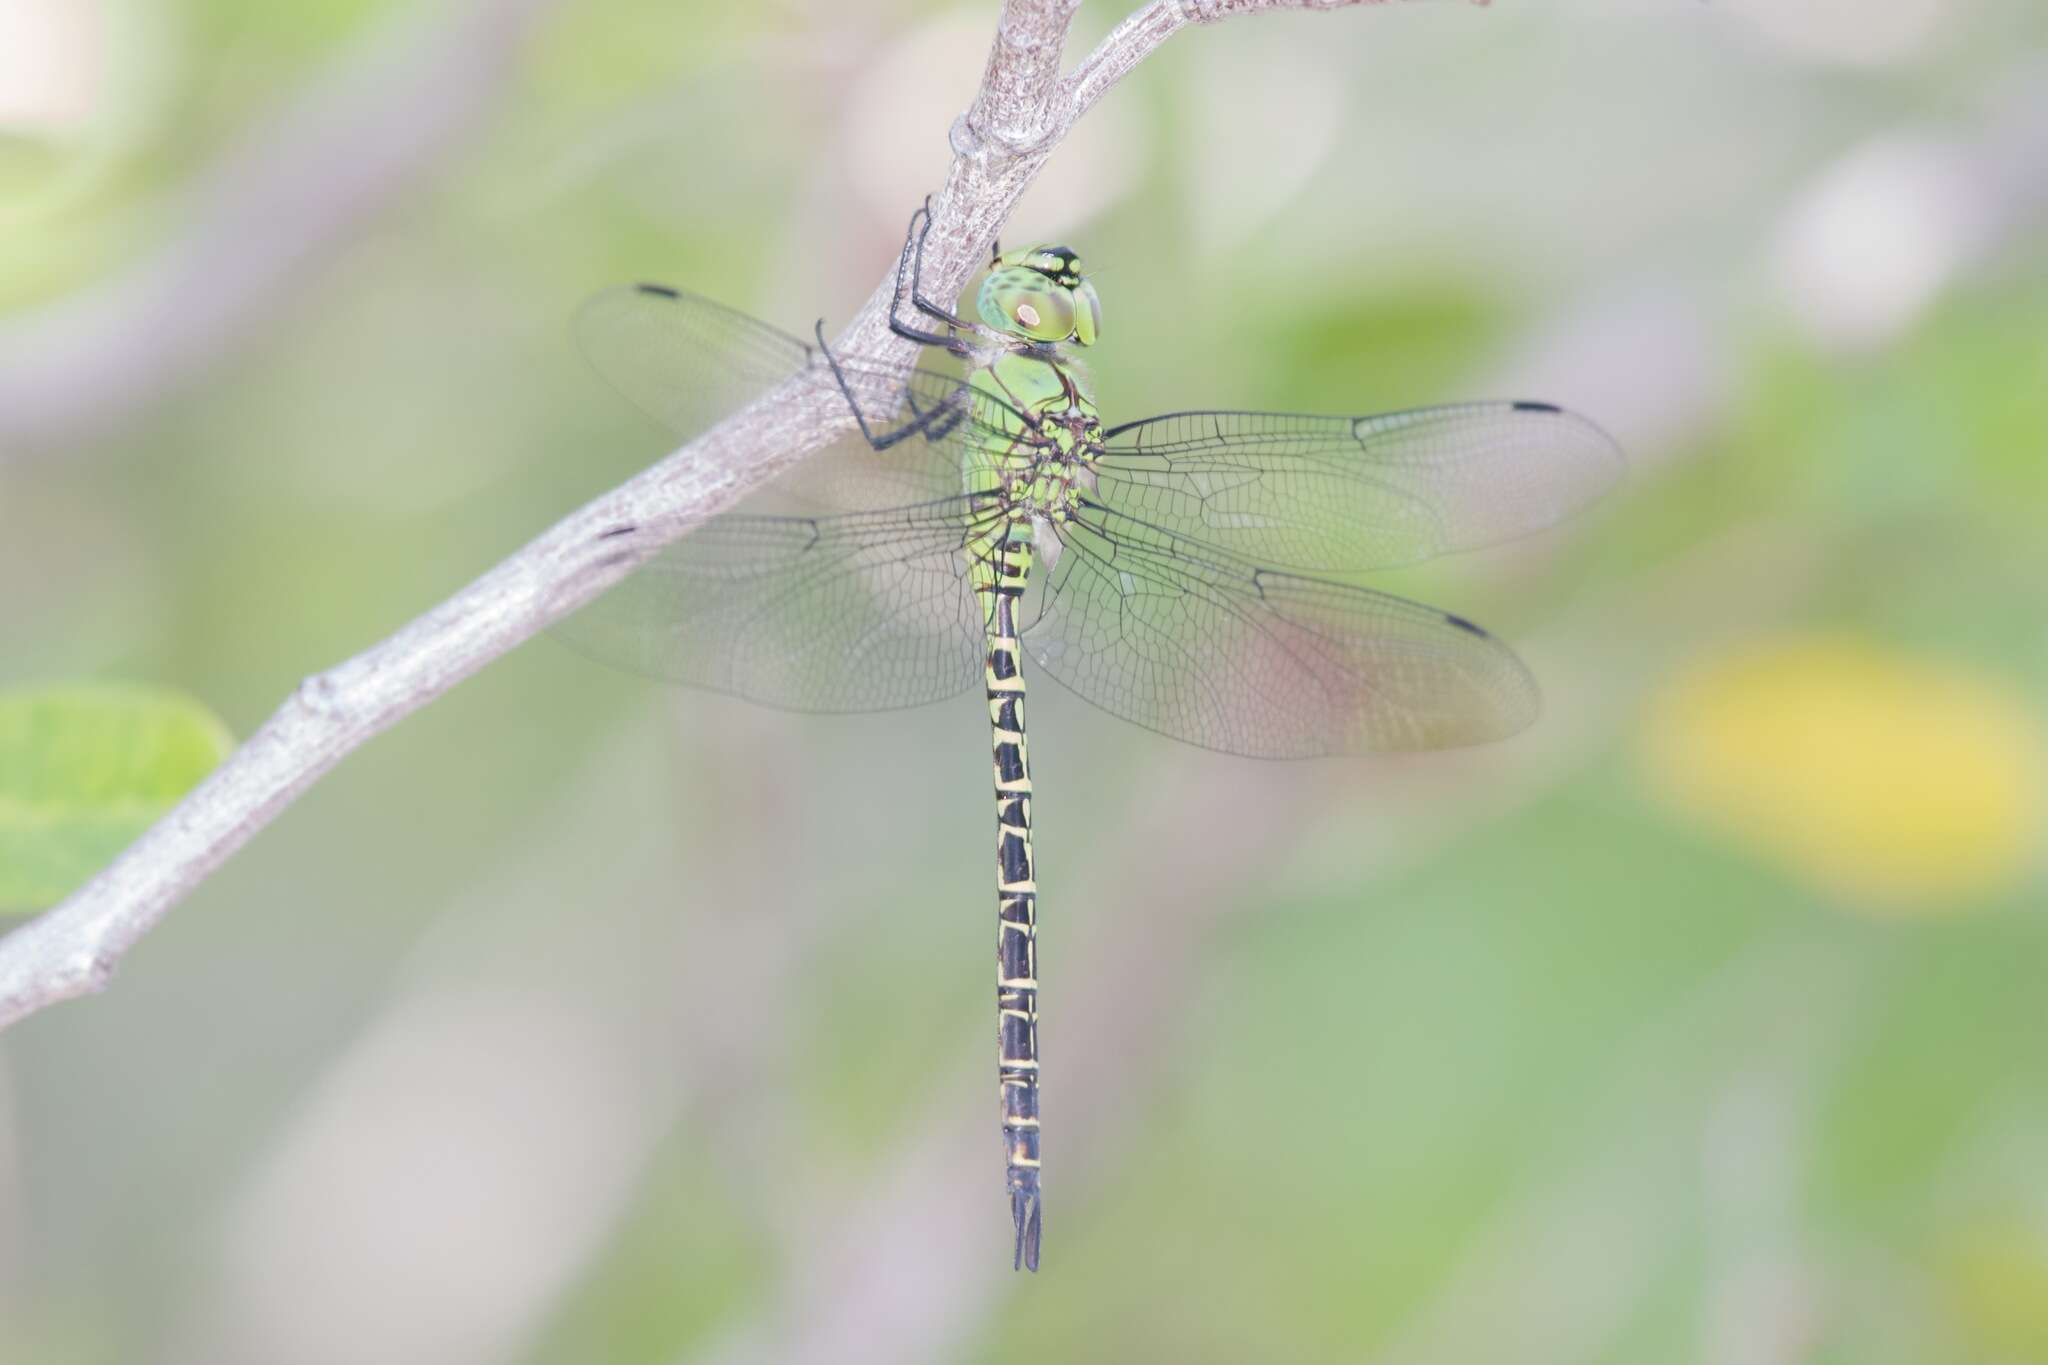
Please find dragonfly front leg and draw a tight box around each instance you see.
[890,197,1008,357]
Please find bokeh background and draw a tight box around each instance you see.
[4,0,2048,1360]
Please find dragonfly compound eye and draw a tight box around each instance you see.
[1071,278,1101,347]
[979,265,1079,344]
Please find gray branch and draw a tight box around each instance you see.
[0,0,1440,1031]
[1066,0,1434,121]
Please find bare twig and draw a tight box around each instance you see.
[1066,0,1433,121]
[0,0,559,456]
[0,0,1448,1030]
[967,0,1086,148]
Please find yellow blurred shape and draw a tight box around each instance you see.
[1940,1215,2048,1358]
[1642,635,2045,913]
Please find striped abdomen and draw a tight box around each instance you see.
[983,529,1042,1271]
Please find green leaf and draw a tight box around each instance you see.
[0,684,234,915]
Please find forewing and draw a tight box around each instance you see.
[1025,500,1538,757]
[1095,402,1622,573]
[565,284,1025,709]
[576,283,1009,461]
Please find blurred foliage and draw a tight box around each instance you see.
[1941,1213,2048,1359]
[0,684,233,912]
[3,1,2048,1363]
[1643,634,2045,912]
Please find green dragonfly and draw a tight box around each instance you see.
[564,204,1623,1271]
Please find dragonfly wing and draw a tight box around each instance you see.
[577,283,1001,458]
[1094,402,1623,573]
[566,284,1031,708]
[1024,500,1538,757]
[557,490,996,712]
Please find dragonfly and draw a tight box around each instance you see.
[563,203,1623,1271]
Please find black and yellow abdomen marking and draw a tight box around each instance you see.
[957,338,1097,1272]
[982,531,1043,1271]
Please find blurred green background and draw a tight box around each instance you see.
[4,0,2047,1361]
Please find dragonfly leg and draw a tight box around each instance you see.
[889,200,974,352]
[905,199,979,329]
[813,319,969,454]
[890,196,1004,356]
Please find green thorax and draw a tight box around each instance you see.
[958,242,1106,625]
[966,351,1100,528]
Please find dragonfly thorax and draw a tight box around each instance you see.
[998,440,1090,523]
[971,353,1103,525]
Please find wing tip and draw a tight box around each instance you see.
[1442,611,1490,638]
[1511,398,1626,455]
[1507,400,1630,509]
[1438,628,1544,750]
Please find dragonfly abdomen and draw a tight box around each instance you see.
[985,528,1043,1272]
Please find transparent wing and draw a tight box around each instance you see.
[1025,499,1538,757]
[577,283,1016,486]
[563,282,1017,709]
[557,493,1002,712]
[1095,401,1623,573]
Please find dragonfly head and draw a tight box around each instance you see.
[978,243,1100,347]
